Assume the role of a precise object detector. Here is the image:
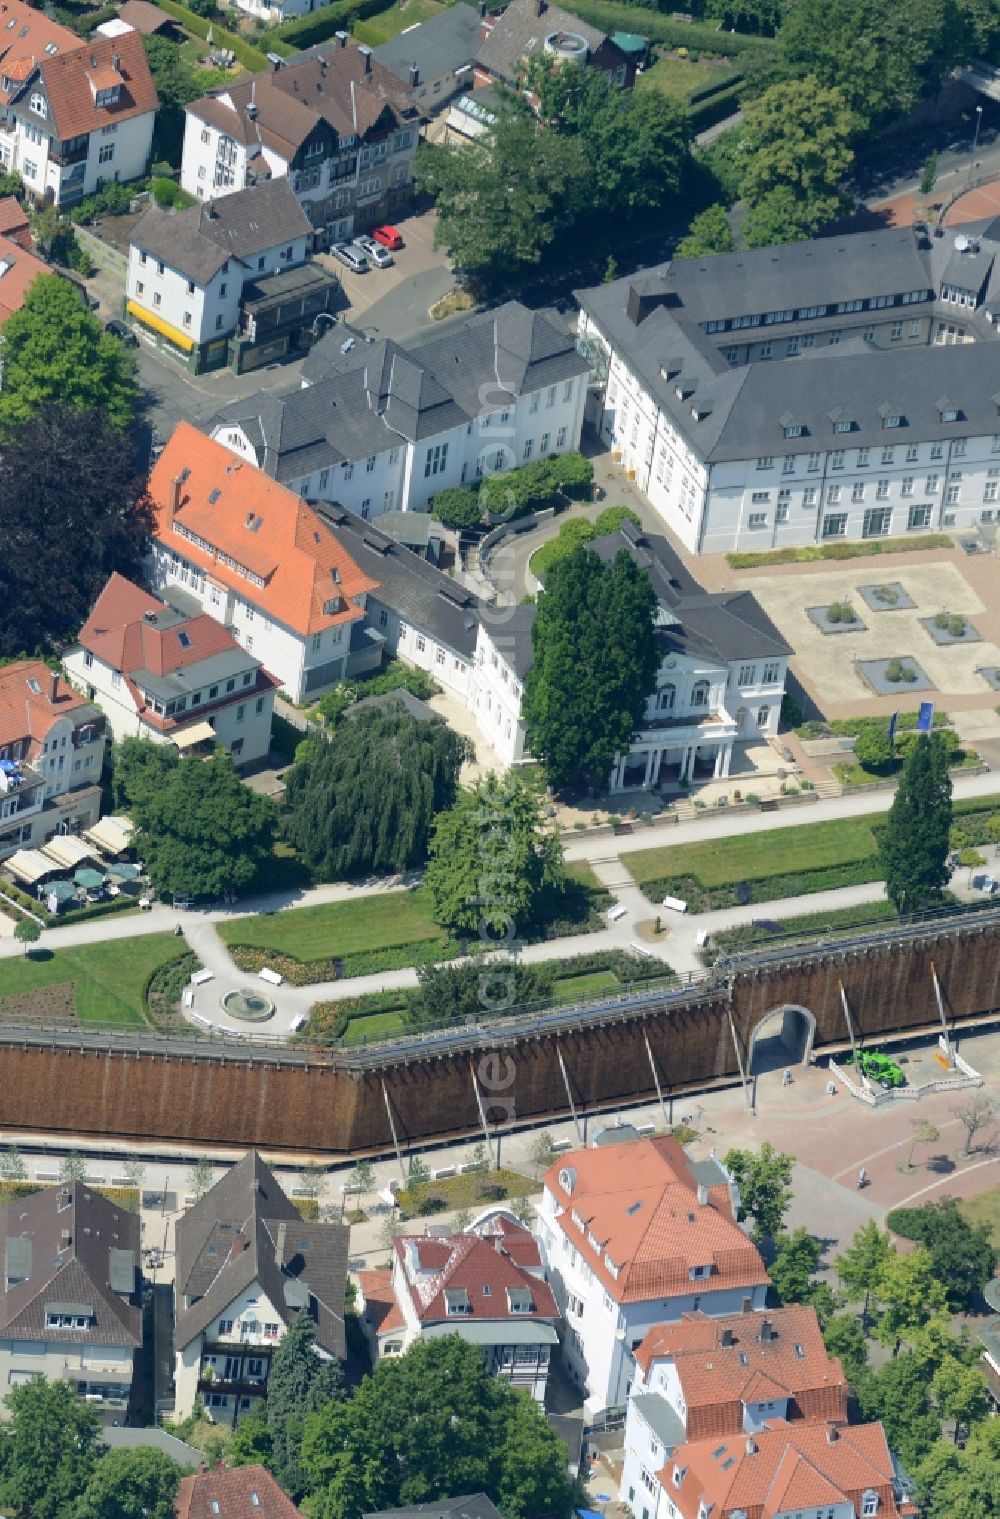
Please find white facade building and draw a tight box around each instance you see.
[0,662,105,864]
[62,573,277,767]
[577,220,1000,554]
[0,6,157,207]
[535,1137,770,1420]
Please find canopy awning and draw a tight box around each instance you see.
[173,721,217,749]
[41,835,97,869]
[5,849,57,884]
[45,880,78,903]
[82,817,133,856]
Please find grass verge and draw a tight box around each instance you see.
[958,1186,1000,1248]
[397,1167,540,1219]
[0,933,183,1026]
[726,534,952,570]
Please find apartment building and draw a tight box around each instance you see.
[577,218,1000,554]
[179,42,421,243]
[173,1150,348,1426]
[651,1422,916,1519]
[535,1137,770,1419]
[0,1,156,206]
[125,177,337,373]
[358,1215,560,1401]
[211,301,589,519]
[63,573,277,766]
[622,1305,848,1514]
[147,423,380,702]
[0,661,105,864]
[0,1182,140,1418]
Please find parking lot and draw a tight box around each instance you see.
[317,205,458,340]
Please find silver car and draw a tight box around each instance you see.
[354,235,394,269]
[331,242,368,273]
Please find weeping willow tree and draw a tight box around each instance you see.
[283,709,471,879]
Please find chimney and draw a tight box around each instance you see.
[167,475,184,526]
[494,1233,503,1253]
[760,1317,773,1344]
[745,1438,756,1456]
[275,1219,287,1268]
[335,28,348,45]
[359,43,372,72]
[111,50,121,69]
[48,670,59,704]
[409,62,419,87]
[721,1326,734,1347]
[826,1426,839,1444]
[696,1183,708,1206]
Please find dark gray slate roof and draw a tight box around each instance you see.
[576,219,1000,466]
[131,179,311,285]
[174,1150,348,1361]
[630,1391,686,1450]
[319,505,482,660]
[482,602,535,679]
[373,1,479,85]
[475,0,607,82]
[0,1182,140,1347]
[217,303,588,472]
[347,688,439,723]
[365,1497,503,1519]
[101,1427,202,1466]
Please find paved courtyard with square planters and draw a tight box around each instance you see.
[745,557,1000,713]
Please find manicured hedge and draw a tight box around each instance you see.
[687,69,741,104]
[154,0,272,70]
[727,534,952,569]
[557,0,777,53]
[640,857,885,912]
[687,81,743,132]
[265,0,395,51]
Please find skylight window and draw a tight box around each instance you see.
[626,1201,642,1215]
[209,488,221,503]
[177,630,192,649]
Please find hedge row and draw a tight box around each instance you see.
[687,68,741,104]
[687,81,743,132]
[0,883,138,929]
[228,936,458,985]
[727,534,952,569]
[558,0,776,52]
[154,0,272,70]
[264,0,395,51]
[640,857,884,911]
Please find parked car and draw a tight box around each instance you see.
[105,317,139,347]
[371,224,404,251]
[354,235,393,268]
[331,242,368,273]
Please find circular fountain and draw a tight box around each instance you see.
[220,988,276,1022]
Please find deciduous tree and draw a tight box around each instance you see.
[676,203,736,259]
[0,1376,101,1519]
[873,1244,948,1352]
[0,276,137,431]
[884,1198,996,1310]
[268,1311,345,1498]
[73,1447,180,1519]
[821,1314,867,1384]
[0,406,154,657]
[835,1220,892,1325]
[951,1091,997,1156]
[768,1227,823,1305]
[879,732,952,914]
[523,546,659,792]
[723,1142,794,1245]
[226,1415,273,1468]
[425,772,565,937]
[931,1357,989,1443]
[739,77,855,245]
[283,711,469,880]
[14,919,40,957]
[856,1351,941,1469]
[187,1156,213,1199]
[915,1418,1000,1518]
[133,754,277,899]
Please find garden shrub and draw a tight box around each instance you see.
[885,658,918,684]
[594,505,641,535]
[431,486,482,531]
[825,599,857,625]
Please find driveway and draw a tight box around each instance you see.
[320,206,458,342]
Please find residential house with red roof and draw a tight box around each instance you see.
[0,1,157,206]
[0,226,47,323]
[176,1464,304,1518]
[0,660,104,864]
[63,573,278,766]
[357,1214,560,1402]
[535,1136,770,1420]
[147,423,381,703]
[649,1421,916,1519]
[621,1306,848,1516]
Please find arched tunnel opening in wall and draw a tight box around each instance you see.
[748,1004,817,1077]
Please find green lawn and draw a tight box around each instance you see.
[958,1186,1000,1247]
[0,934,181,1027]
[354,0,450,45]
[627,816,881,891]
[341,1006,408,1047]
[219,888,443,961]
[637,55,737,101]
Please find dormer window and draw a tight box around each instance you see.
[507,1287,534,1314]
[95,86,120,107]
[834,420,853,434]
[604,1253,620,1279]
[559,1167,576,1195]
[445,1288,470,1315]
[861,1492,879,1517]
[672,1466,686,1489]
[941,408,959,423]
[29,92,45,118]
[882,414,902,429]
[784,424,804,438]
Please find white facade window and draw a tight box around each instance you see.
[29,91,45,117]
[98,142,114,164]
[747,512,767,529]
[425,443,448,478]
[557,427,567,447]
[822,513,847,538]
[755,456,773,470]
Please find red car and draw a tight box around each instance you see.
[371,224,404,251]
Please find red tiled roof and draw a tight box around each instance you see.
[0,195,30,248]
[149,423,379,639]
[635,1306,847,1441]
[0,659,90,755]
[393,1225,559,1326]
[662,1422,906,1519]
[37,28,157,142]
[176,1465,303,1519]
[0,231,46,323]
[543,1137,770,1305]
[358,1267,406,1338]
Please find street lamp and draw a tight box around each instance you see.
[968,105,984,186]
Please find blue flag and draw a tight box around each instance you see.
[887,711,899,745]
[917,701,935,733]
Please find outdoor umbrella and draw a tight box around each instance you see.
[107,862,140,882]
[74,867,106,890]
[45,880,77,903]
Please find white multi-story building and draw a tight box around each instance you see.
[124,178,336,372]
[535,1136,770,1421]
[0,1182,140,1419]
[180,43,421,243]
[211,301,590,520]
[577,220,1000,554]
[63,573,277,767]
[147,423,382,703]
[173,1151,348,1427]
[0,3,156,207]
[0,662,105,864]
